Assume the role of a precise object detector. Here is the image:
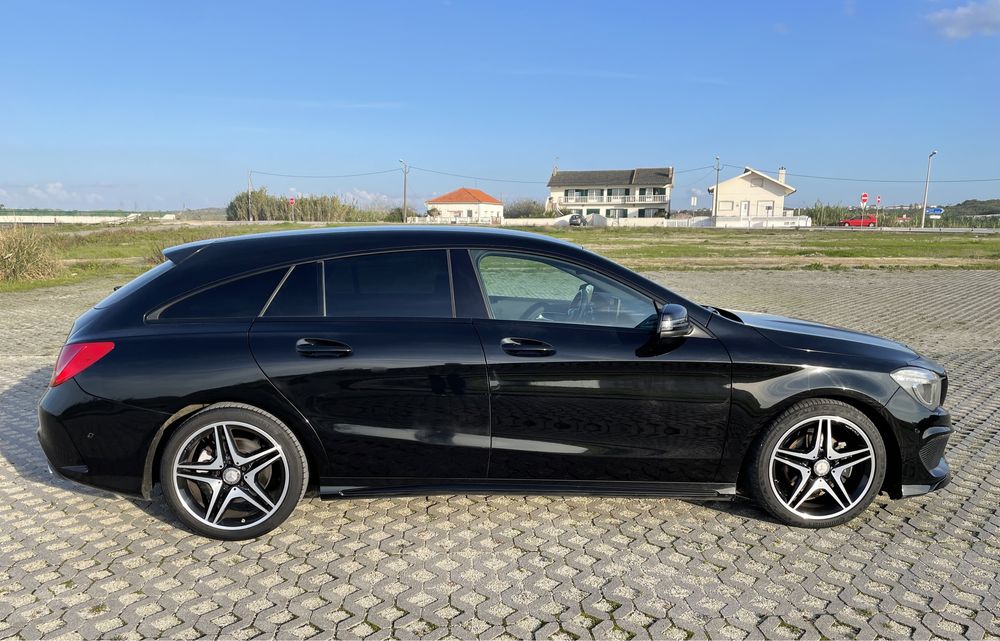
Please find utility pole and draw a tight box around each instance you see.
[399,160,409,223]
[920,150,937,229]
[712,155,721,218]
[247,170,253,221]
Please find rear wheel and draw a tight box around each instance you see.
[868,222,876,227]
[160,404,307,540]
[749,399,885,528]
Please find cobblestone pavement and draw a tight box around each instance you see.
[1,270,998,640]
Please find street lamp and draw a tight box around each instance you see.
[399,159,409,223]
[920,150,937,229]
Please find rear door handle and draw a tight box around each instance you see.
[500,337,556,357]
[296,338,353,357]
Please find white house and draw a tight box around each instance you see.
[424,187,504,224]
[707,167,798,219]
[546,167,673,219]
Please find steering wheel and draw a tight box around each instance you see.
[567,283,594,322]
[518,301,549,321]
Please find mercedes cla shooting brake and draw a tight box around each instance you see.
[38,227,952,539]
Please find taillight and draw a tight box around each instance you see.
[50,341,115,387]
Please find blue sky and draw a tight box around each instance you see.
[2,0,999,211]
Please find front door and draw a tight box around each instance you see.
[740,200,750,217]
[468,250,731,483]
[249,251,490,483]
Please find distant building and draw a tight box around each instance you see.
[707,167,796,218]
[547,167,673,219]
[424,188,504,224]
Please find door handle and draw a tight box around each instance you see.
[500,337,556,357]
[296,338,353,357]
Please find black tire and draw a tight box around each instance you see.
[868,223,876,227]
[748,398,886,528]
[159,403,308,540]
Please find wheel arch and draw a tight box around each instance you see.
[736,390,901,497]
[141,397,327,499]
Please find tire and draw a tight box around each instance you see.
[748,398,886,528]
[842,223,850,227]
[868,223,876,227]
[159,403,308,540]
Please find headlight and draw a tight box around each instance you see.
[891,367,943,408]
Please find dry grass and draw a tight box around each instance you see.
[0,225,60,282]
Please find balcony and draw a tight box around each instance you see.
[557,194,669,205]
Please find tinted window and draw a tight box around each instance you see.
[95,261,173,309]
[325,250,453,318]
[159,269,284,320]
[264,263,322,317]
[474,251,656,329]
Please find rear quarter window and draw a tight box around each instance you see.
[157,269,285,321]
[95,261,174,309]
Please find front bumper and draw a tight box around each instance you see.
[37,378,168,498]
[883,387,953,499]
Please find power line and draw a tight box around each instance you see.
[409,166,546,184]
[250,168,400,179]
[722,164,1000,184]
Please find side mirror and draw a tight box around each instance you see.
[658,304,692,339]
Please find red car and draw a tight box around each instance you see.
[839,214,877,227]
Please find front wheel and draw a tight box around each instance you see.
[748,399,886,528]
[868,223,876,227]
[160,404,308,540]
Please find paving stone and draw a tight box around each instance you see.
[0,270,997,638]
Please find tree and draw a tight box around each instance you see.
[504,198,547,219]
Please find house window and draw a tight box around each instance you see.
[467,209,473,217]
[758,201,775,216]
[607,208,627,218]
[719,201,734,212]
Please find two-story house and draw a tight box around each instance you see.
[546,167,673,219]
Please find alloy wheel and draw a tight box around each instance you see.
[767,415,876,520]
[171,421,289,531]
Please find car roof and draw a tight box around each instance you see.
[165,225,582,273]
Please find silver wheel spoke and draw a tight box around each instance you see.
[790,477,820,510]
[172,420,290,531]
[177,426,224,471]
[831,453,872,474]
[769,415,876,521]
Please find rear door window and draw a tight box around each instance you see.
[158,269,284,320]
[263,263,323,317]
[324,250,454,318]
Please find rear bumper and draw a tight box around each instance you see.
[37,379,168,498]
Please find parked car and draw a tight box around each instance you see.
[839,214,878,227]
[38,227,952,539]
[568,213,585,226]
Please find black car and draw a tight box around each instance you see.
[38,227,951,539]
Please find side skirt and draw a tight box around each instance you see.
[319,479,737,501]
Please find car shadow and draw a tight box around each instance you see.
[0,366,181,527]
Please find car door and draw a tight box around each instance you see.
[466,250,731,483]
[249,250,491,484]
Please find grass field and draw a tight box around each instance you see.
[1,222,998,293]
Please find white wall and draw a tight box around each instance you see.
[711,174,791,218]
[423,201,504,224]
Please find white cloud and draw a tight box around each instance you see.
[339,188,399,209]
[928,0,1000,38]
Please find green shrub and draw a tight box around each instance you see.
[0,225,59,282]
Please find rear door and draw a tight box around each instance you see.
[249,250,491,483]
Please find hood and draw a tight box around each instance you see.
[734,310,918,362]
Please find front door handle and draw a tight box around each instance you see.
[296,338,353,357]
[501,337,556,357]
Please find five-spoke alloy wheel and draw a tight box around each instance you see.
[750,399,886,528]
[160,404,307,540]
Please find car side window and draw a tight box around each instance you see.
[473,251,656,329]
[263,262,323,317]
[324,250,454,318]
[158,269,284,320]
